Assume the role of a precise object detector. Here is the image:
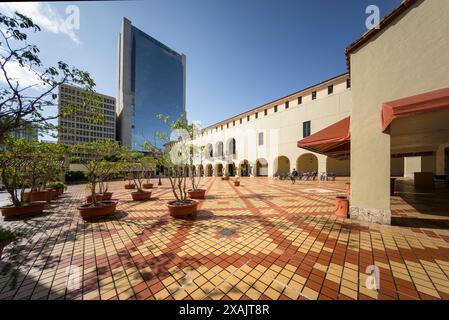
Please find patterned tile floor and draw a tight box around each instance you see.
[0,177,448,300]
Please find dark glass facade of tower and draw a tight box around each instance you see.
[117,18,186,150]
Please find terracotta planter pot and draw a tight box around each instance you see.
[234,181,240,186]
[0,239,13,261]
[142,183,154,189]
[124,184,135,190]
[188,189,206,199]
[57,188,64,196]
[101,192,113,200]
[86,193,104,203]
[167,200,198,218]
[345,182,351,196]
[222,176,230,180]
[335,196,349,218]
[131,191,152,201]
[46,189,58,200]
[78,200,118,220]
[0,202,46,220]
[24,190,51,202]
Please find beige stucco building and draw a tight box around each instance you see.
[187,0,449,225]
[190,73,352,179]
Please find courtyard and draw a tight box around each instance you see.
[0,177,448,300]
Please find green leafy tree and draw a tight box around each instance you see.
[156,114,205,203]
[0,11,97,142]
[71,140,122,206]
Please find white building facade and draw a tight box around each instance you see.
[189,73,352,177]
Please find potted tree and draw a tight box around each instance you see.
[124,173,136,189]
[187,144,206,199]
[96,160,120,200]
[73,140,120,219]
[156,114,199,218]
[222,172,230,181]
[85,182,103,203]
[47,181,67,196]
[0,137,47,219]
[39,143,67,201]
[123,150,153,201]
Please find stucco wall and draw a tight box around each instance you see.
[190,78,351,176]
[349,0,449,223]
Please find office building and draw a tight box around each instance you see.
[116,18,186,150]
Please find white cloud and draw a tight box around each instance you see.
[0,58,48,91]
[0,2,80,44]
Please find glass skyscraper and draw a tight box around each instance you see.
[117,18,186,150]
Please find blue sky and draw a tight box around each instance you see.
[0,0,400,131]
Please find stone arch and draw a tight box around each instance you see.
[255,158,268,177]
[226,138,236,156]
[215,141,224,158]
[215,163,224,177]
[206,164,213,177]
[226,162,236,176]
[273,156,290,176]
[206,143,213,160]
[296,153,318,173]
[239,160,250,177]
[198,164,204,177]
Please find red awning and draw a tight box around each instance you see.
[382,86,449,131]
[297,117,350,159]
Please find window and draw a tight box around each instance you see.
[255,112,258,119]
[274,105,278,112]
[285,101,289,109]
[221,125,223,130]
[328,85,333,95]
[264,109,267,116]
[233,120,235,126]
[247,115,250,121]
[298,96,302,105]
[227,123,229,128]
[346,79,351,88]
[258,132,264,146]
[312,91,317,100]
[240,118,242,124]
[303,121,311,137]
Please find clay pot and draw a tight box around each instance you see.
[143,183,154,189]
[46,188,58,200]
[101,192,113,201]
[24,190,51,202]
[78,200,118,220]
[187,189,206,199]
[222,176,230,181]
[0,239,13,261]
[86,193,104,203]
[335,196,349,218]
[234,181,240,186]
[167,200,198,218]
[0,202,46,220]
[124,184,135,190]
[131,191,152,201]
[57,188,64,196]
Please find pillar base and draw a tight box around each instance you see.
[350,206,391,225]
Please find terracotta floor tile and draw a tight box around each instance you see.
[0,177,448,300]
